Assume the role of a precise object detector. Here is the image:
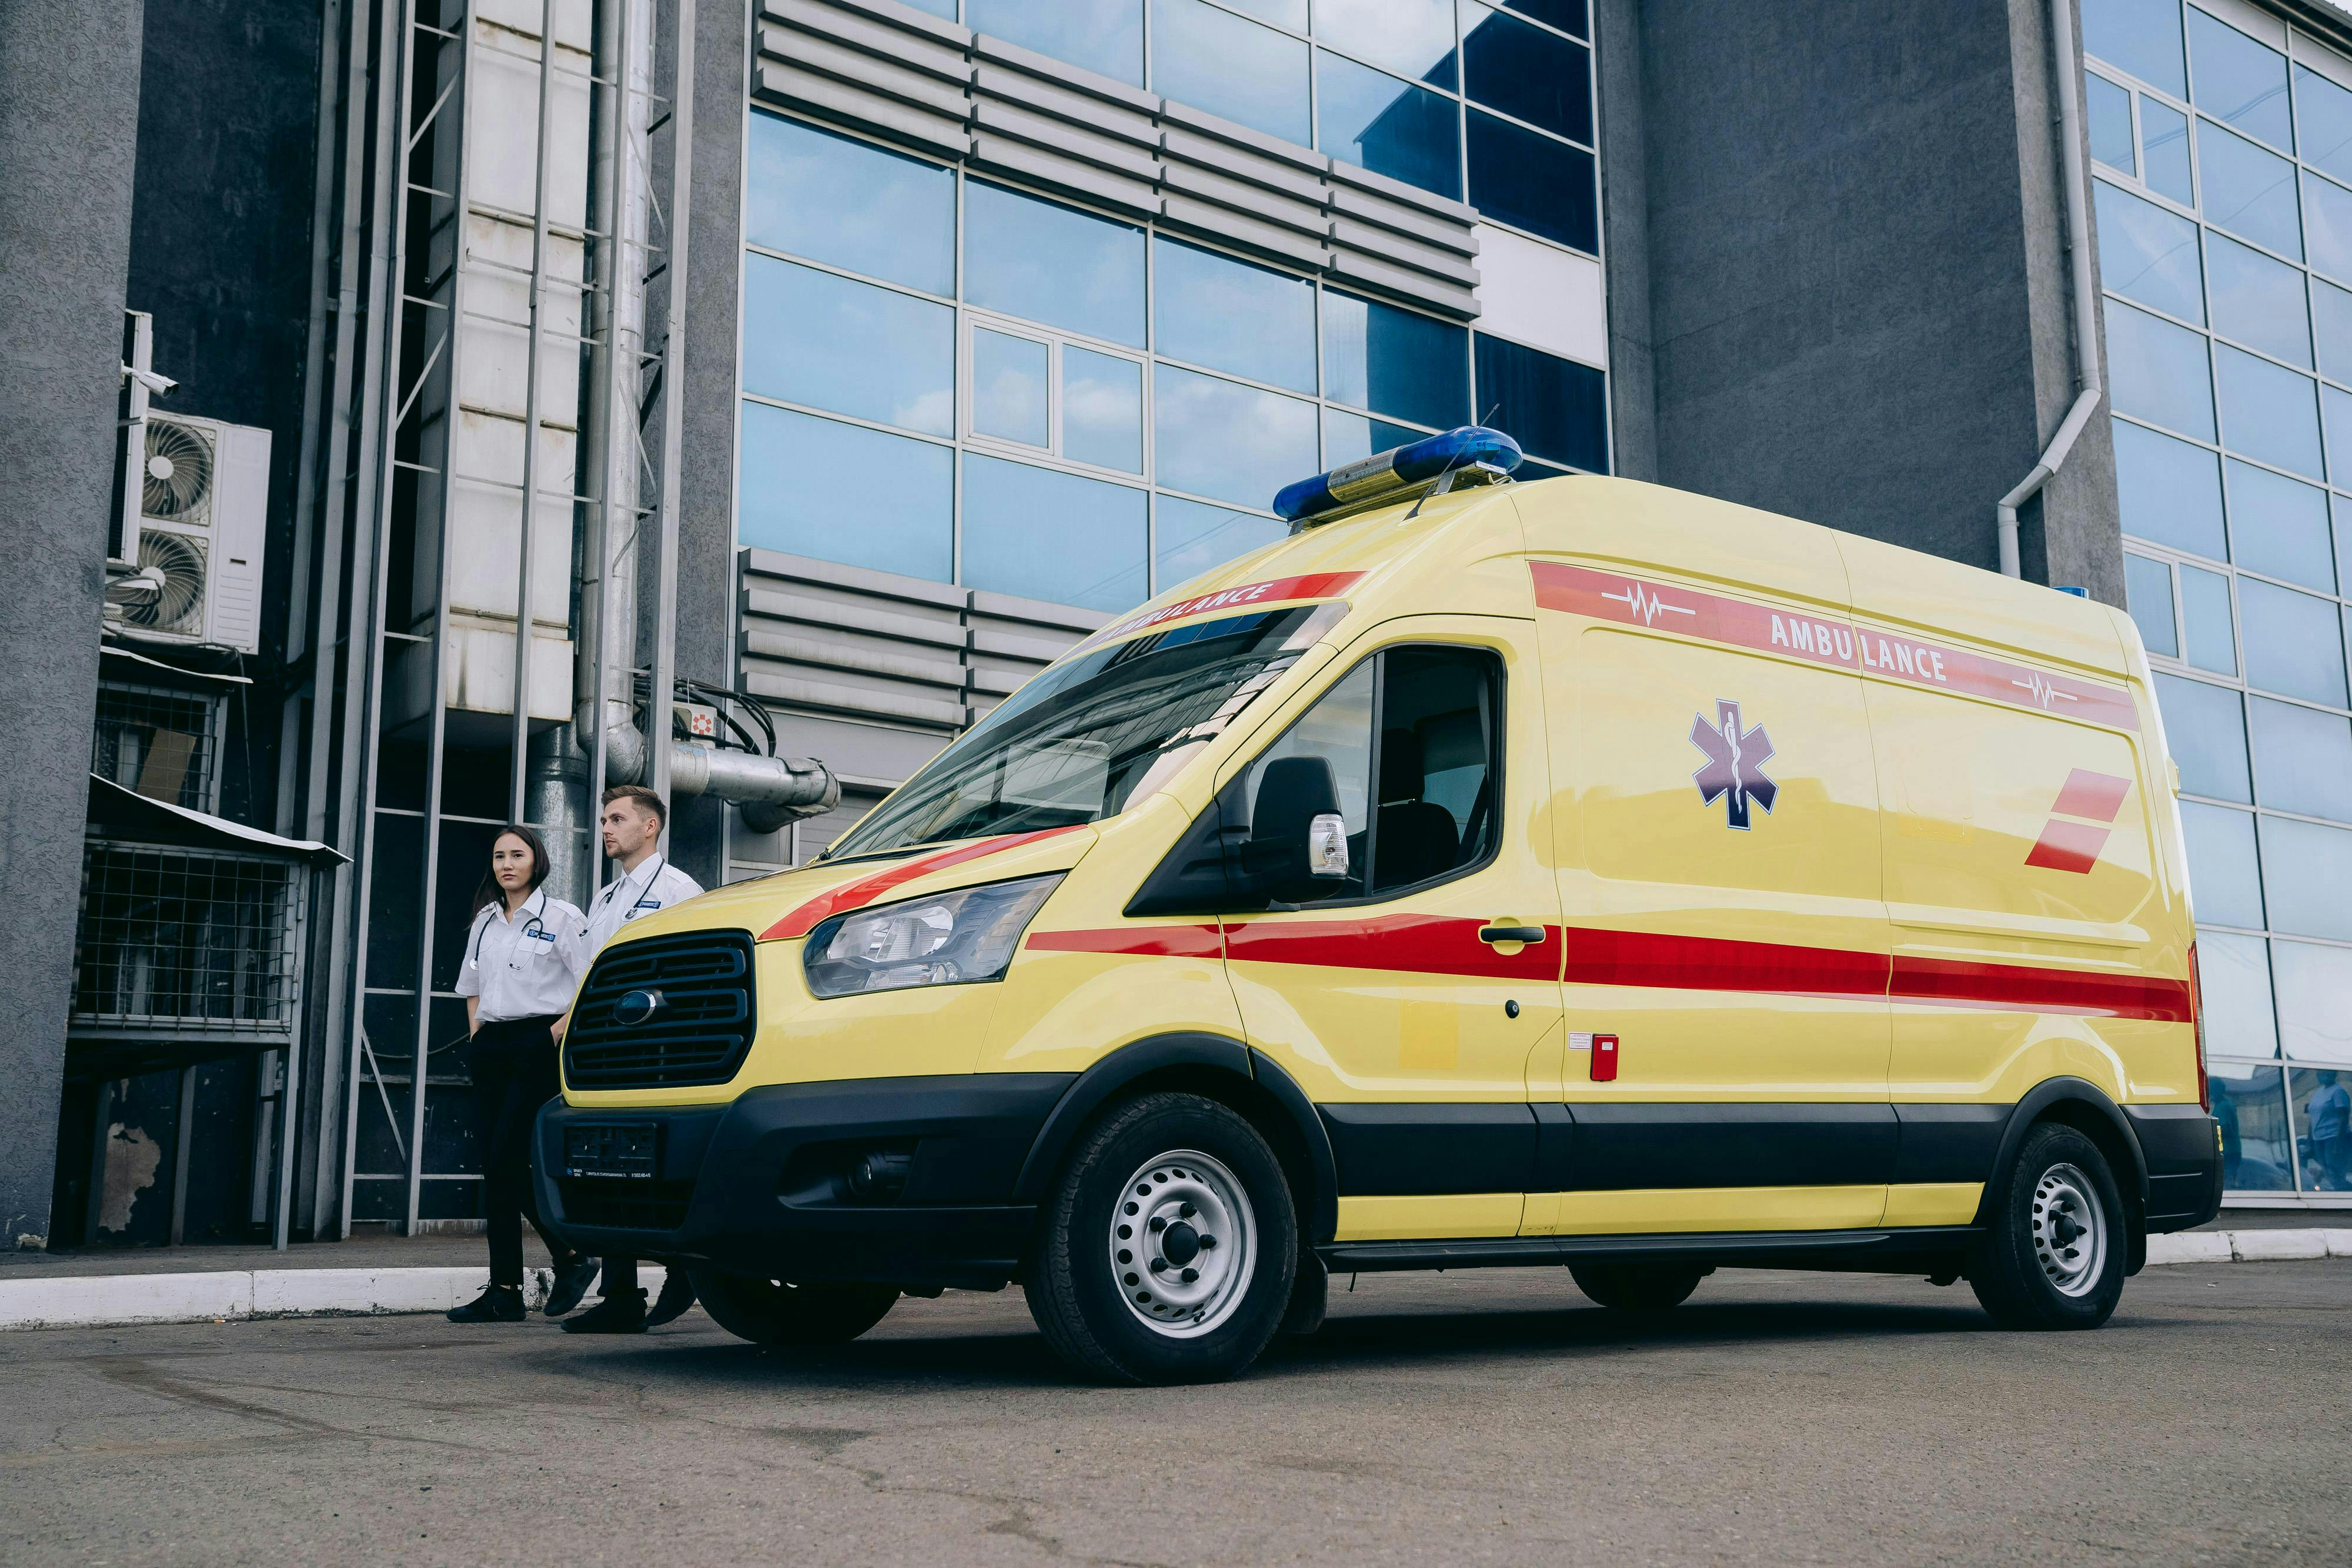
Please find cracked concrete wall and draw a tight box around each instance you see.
[0,0,146,1247]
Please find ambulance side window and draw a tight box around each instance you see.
[1239,644,1502,905]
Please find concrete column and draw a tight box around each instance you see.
[0,0,146,1247]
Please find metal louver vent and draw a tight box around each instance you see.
[563,930,758,1089]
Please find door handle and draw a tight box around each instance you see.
[1478,924,1547,945]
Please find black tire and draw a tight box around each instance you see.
[1024,1091,1297,1385]
[1967,1122,2126,1330]
[1569,1261,1706,1312]
[686,1268,899,1346]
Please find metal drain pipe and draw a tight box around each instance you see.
[1998,0,2104,579]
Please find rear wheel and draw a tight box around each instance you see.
[686,1269,899,1346]
[1569,1261,1706,1312]
[1967,1122,2125,1330]
[1024,1091,1297,1385]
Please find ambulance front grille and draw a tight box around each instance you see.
[563,931,756,1089]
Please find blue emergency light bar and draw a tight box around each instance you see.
[1272,425,1523,524]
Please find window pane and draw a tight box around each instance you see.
[2181,562,2238,673]
[1324,408,1431,467]
[2250,694,2352,820]
[2125,551,2179,656]
[2156,672,2251,801]
[2088,72,2136,171]
[1319,0,1458,87]
[2113,417,2226,556]
[745,112,954,295]
[740,256,954,434]
[2094,178,2204,323]
[961,454,1147,613]
[1154,494,1288,589]
[1152,363,1320,509]
[2335,495,2352,602]
[1152,238,1316,392]
[2142,98,2196,205]
[2261,814,2352,940]
[2186,8,2293,152]
[965,182,1145,347]
[2211,1061,2294,1189]
[2106,302,2215,440]
[967,0,1141,86]
[2200,931,2280,1058]
[1474,333,1608,471]
[971,328,1050,447]
[1063,347,1144,473]
[2323,385,2352,500]
[2206,231,2307,363]
[1224,0,1307,26]
[1152,0,1308,146]
[2182,800,2264,927]
[2316,277,2352,380]
[2199,122,2302,259]
[2082,0,2185,98]
[738,403,950,580]
[2226,458,2333,589]
[1242,660,1377,902]
[2297,63,2352,186]
[2239,576,2347,704]
[1461,2,1591,143]
[2289,1066,2352,1186]
[2216,346,2323,478]
[2301,169,2352,284]
[1467,109,1598,252]
[1322,290,1471,428]
[1317,50,1462,200]
[1502,0,1585,35]
[1372,646,1501,891]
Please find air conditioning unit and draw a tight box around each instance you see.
[115,413,269,655]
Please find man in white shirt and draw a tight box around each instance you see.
[562,785,706,1335]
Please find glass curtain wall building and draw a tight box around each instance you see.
[2088,0,2352,1201]
[736,0,1608,621]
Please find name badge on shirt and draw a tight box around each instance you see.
[634,898,663,910]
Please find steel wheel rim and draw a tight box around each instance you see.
[1107,1149,1257,1339]
[2032,1162,2107,1298]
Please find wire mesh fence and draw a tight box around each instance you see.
[92,680,221,812]
[72,842,300,1032]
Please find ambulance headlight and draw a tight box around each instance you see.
[802,874,1064,998]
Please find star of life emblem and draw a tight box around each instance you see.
[1688,699,1777,830]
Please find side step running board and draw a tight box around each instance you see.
[1319,1225,1982,1273]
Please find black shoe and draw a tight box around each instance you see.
[560,1289,648,1334]
[544,1254,601,1317]
[448,1285,526,1323]
[644,1269,697,1328]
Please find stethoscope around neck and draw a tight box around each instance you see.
[472,887,551,968]
[599,853,663,915]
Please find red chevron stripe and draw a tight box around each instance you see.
[761,825,1085,941]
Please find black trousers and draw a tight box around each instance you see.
[469,1015,573,1287]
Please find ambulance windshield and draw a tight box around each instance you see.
[827,603,1342,860]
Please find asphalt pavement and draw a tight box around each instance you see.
[4,1261,2347,1566]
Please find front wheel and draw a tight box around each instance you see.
[1024,1091,1297,1385]
[686,1269,899,1346]
[1569,1261,1706,1312]
[1967,1122,2126,1330]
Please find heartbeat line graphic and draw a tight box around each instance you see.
[2011,672,2078,708]
[1603,582,1696,626]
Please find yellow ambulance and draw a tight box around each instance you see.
[540,428,2222,1385]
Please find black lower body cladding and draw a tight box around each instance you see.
[535,1073,1076,1292]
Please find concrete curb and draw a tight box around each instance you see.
[2146,1228,2352,1265]
[0,1263,673,1331]
[0,1238,2338,1330]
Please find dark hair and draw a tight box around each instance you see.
[473,824,552,915]
[601,783,667,829]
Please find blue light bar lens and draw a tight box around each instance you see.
[1272,426,1524,521]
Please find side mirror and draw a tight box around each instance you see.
[1243,755,1351,894]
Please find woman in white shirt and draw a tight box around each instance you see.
[446,824,601,1323]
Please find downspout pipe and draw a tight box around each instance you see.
[1999,0,2104,579]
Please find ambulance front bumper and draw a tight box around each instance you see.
[534,1073,1078,1291]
